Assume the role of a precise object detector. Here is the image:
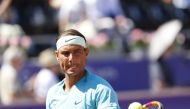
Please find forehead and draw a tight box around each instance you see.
[58,44,84,51]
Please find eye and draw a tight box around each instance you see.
[74,49,83,56]
[61,51,70,57]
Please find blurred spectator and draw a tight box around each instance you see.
[173,0,190,9]
[0,46,27,105]
[84,0,125,22]
[0,0,12,23]
[58,0,87,32]
[0,23,32,61]
[58,0,134,52]
[85,0,134,52]
[127,28,149,59]
[0,0,32,56]
[148,20,182,91]
[33,48,59,103]
[1,0,57,34]
[161,0,189,22]
[11,0,48,34]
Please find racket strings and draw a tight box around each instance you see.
[143,101,162,109]
[146,105,159,109]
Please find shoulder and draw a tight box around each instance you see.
[86,71,114,91]
[86,72,120,108]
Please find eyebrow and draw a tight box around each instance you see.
[60,47,84,52]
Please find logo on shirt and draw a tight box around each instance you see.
[74,100,82,105]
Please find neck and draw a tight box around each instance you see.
[64,71,86,92]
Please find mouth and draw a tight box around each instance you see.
[66,66,79,75]
[69,65,78,70]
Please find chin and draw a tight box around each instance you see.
[67,70,79,76]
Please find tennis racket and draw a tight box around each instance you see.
[142,101,163,109]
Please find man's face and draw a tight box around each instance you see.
[56,45,89,77]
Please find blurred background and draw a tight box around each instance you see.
[0,0,190,109]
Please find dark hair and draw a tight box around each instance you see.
[56,29,87,42]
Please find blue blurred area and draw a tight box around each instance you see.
[87,54,190,91]
[87,57,150,91]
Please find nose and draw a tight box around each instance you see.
[68,53,75,64]
[68,53,73,61]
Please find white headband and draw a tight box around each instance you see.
[56,35,86,50]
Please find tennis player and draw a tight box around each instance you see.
[46,29,120,109]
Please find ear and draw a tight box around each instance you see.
[84,48,89,56]
[55,50,59,61]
